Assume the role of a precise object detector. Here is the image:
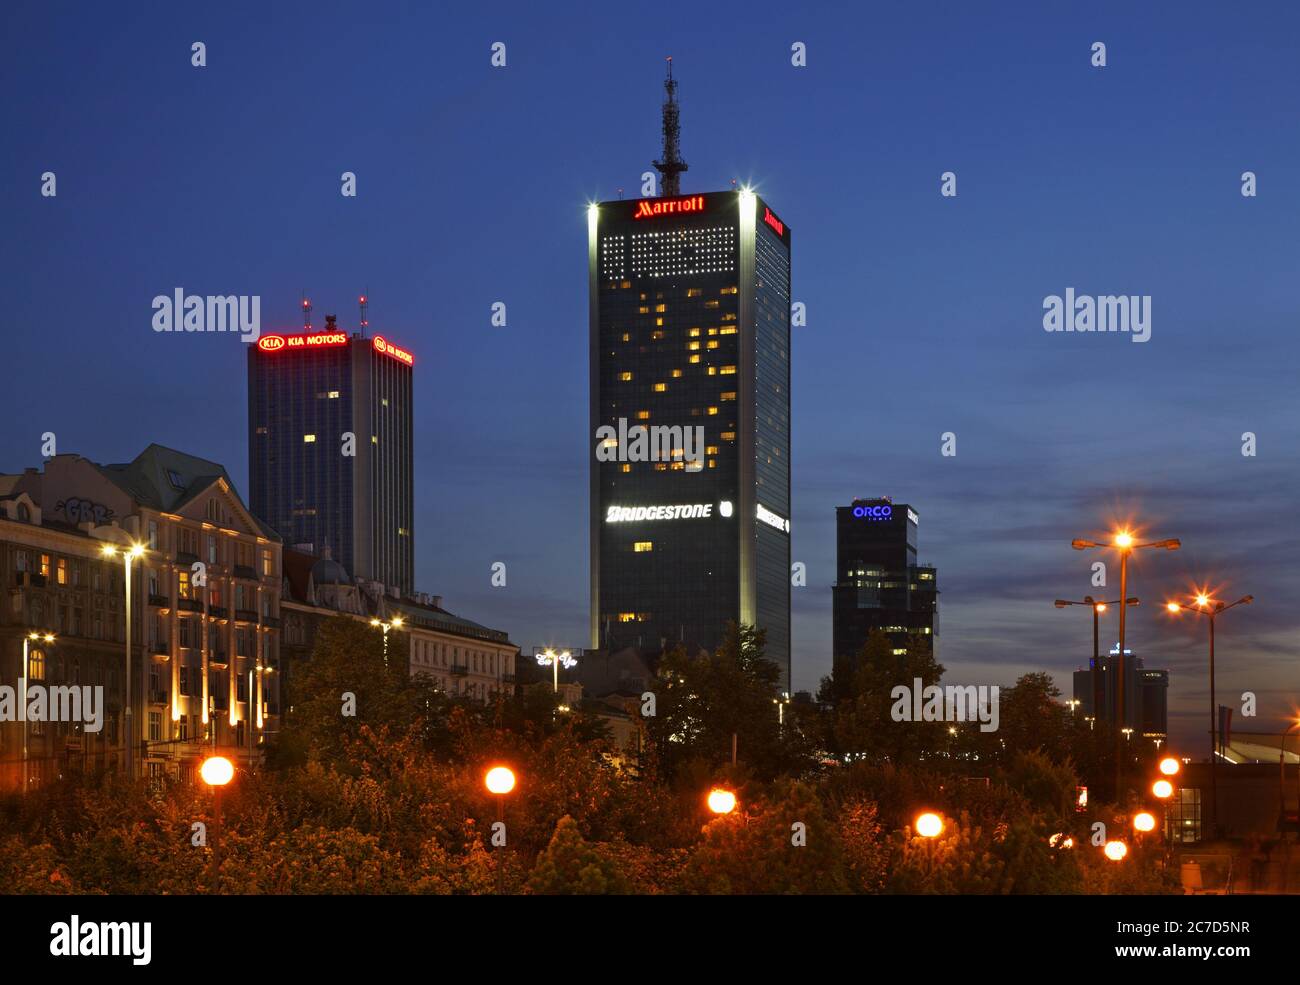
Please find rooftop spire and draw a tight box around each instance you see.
[652,57,687,197]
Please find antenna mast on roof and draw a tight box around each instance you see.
[652,57,687,197]
[359,290,369,330]
[302,293,312,330]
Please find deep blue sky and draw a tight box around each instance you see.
[4,1,1299,755]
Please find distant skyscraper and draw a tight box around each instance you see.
[832,498,938,664]
[1073,645,1169,740]
[248,315,414,594]
[589,63,792,687]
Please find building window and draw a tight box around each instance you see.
[178,570,191,599]
[40,554,50,578]
[262,550,274,577]
[178,715,189,741]
[208,535,218,565]
[28,649,45,680]
[633,541,653,552]
[149,712,161,742]
[15,550,27,573]
[148,520,159,549]
[56,558,67,585]
[303,434,317,443]
[206,499,220,522]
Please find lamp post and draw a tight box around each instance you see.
[200,755,234,893]
[535,648,576,694]
[1054,596,1139,724]
[708,787,737,816]
[369,615,403,668]
[1279,719,1300,825]
[1165,592,1252,839]
[21,631,55,794]
[915,812,944,838]
[102,542,146,780]
[1071,531,1180,799]
[1153,773,1175,860]
[484,765,516,895]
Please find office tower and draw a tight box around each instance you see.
[832,498,938,663]
[248,314,414,595]
[1072,646,1169,739]
[589,64,792,687]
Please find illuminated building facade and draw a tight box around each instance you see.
[248,316,414,595]
[832,498,938,665]
[588,188,792,686]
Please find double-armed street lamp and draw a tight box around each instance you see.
[1071,530,1180,798]
[101,541,146,780]
[21,631,55,794]
[1165,592,1252,839]
[1054,596,1139,723]
[1281,718,1300,824]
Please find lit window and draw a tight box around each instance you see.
[621,463,632,473]
[653,383,666,392]
[707,407,719,415]
[328,390,340,398]
[671,369,683,378]
[618,612,637,622]
[621,333,631,342]
[636,410,650,420]
[720,326,737,334]
[721,431,736,441]
[707,367,717,375]
[633,542,653,552]
[720,365,737,375]
[705,300,720,308]
[687,288,703,298]
[619,371,633,381]
[56,558,67,585]
[721,286,737,295]
[721,391,737,401]
[688,328,701,338]
[654,304,666,313]
[689,355,700,364]
[706,445,719,455]
[303,434,317,443]
[707,340,719,349]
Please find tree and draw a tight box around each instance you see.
[825,631,946,765]
[527,815,629,894]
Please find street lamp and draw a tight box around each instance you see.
[707,788,737,815]
[535,648,577,694]
[200,755,234,893]
[1165,591,1252,839]
[1159,756,1181,777]
[1104,840,1128,861]
[21,631,55,794]
[1133,811,1156,833]
[1280,719,1300,824]
[915,812,944,838]
[1054,596,1139,723]
[1071,530,1179,798]
[369,615,403,668]
[102,541,146,780]
[484,765,517,894]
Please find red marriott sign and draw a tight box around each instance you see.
[763,206,785,237]
[633,194,706,219]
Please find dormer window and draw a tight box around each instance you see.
[166,469,185,489]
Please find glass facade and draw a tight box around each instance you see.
[248,328,413,593]
[590,191,791,686]
[832,500,938,665]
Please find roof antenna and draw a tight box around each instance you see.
[652,57,687,197]
[359,290,369,330]
[302,292,312,330]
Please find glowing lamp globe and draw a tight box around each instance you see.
[915,812,944,838]
[199,756,234,787]
[1159,757,1180,777]
[484,766,516,795]
[1133,812,1157,833]
[1153,779,1174,799]
[707,788,737,815]
[1104,840,1128,861]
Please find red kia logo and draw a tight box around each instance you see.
[257,335,286,352]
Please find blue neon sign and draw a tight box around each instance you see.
[852,505,892,519]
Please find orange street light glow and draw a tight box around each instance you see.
[1153,779,1174,799]
[1134,812,1156,832]
[1114,531,1133,548]
[1166,602,1181,613]
[199,756,234,787]
[484,766,516,795]
[1104,840,1128,861]
[707,788,737,815]
[1159,757,1181,776]
[1195,593,1210,608]
[1094,603,1107,613]
[916,812,944,838]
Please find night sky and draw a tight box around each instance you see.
[5,1,1299,754]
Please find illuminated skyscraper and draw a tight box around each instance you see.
[589,65,792,686]
[247,315,414,594]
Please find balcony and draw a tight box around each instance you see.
[233,565,257,581]
[210,652,229,668]
[234,608,257,623]
[175,551,199,567]
[148,689,168,705]
[16,572,47,587]
[149,641,169,656]
[261,615,280,629]
[148,593,169,608]
[177,598,203,614]
[209,605,228,620]
[450,663,469,676]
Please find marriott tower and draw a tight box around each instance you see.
[588,63,792,687]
